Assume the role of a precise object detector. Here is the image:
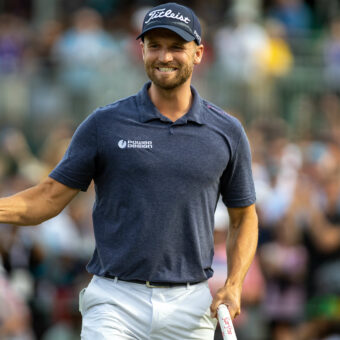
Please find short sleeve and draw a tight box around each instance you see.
[220,126,256,207]
[49,112,98,191]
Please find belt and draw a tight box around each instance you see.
[104,274,202,288]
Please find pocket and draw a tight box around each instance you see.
[202,283,217,328]
[79,288,87,315]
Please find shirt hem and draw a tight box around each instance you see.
[49,172,90,192]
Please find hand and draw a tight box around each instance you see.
[210,283,242,319]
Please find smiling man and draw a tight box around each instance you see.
[0,3,258,340]
[142,27,201,87]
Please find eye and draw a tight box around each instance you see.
[147,42,159,49]
[172,45,185,51]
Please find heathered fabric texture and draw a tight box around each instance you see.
[49,82,256,282]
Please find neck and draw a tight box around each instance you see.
[148,81,193,122]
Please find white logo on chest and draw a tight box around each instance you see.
[118,140,127,149]
[118,140,153,149]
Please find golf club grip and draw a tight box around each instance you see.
[217,304,237,340]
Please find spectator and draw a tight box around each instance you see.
[289,142,340,339]
[267,0,312,38]
[0,14,31,74]
[214,5,268,83]
[261,19,293,78]
[250,119,302,231]
[324,17,340,92]
[0,261,34,340]
[53,7,120,122]
[30,19,68,135]
[214,3,270,119]
[257,18,294,116]
[319,93,340,144]
[0,14,32,124]
[0,128,47,184]
[259,211,308,338]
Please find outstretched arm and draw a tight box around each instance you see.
[210,203,258,319]
[0,177,80,226]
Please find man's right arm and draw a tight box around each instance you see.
[0,177,80,226]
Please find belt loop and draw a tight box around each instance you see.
[114,276,118,284]
[186,282,190,289]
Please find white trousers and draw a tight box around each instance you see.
[79,275,217,340]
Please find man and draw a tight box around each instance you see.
[0,3,258,339]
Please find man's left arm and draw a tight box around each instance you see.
[210,203,258,319]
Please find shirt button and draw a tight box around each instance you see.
[169,127,174,135]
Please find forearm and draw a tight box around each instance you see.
[226,210,258,288]
[0,189,57,226]
[210,204,258,318]
[0,178,79,226]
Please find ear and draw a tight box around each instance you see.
[193,44,204,65]
[140,41,145,61]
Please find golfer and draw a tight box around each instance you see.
[0,3,258,339]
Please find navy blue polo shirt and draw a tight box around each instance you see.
[49,82,256,283]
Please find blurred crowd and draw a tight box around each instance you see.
[0,0,340,339]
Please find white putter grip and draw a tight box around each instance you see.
[217,304,237,340]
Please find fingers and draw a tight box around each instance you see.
[210,288,241,319]
[211,302,240,319]
[210,297,221,319]
[229,304,241,319]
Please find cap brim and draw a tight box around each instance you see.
[136,25,194,43]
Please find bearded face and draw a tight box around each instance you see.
[141,29,201,91]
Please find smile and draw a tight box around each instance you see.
[157,67,177,72]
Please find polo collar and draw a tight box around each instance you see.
[137,82,205,125]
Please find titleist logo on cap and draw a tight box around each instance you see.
[136,3,202,45]
[145,8,191,24]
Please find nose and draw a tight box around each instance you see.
[158,48,173,63]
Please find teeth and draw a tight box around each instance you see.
[158,67,175,72]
